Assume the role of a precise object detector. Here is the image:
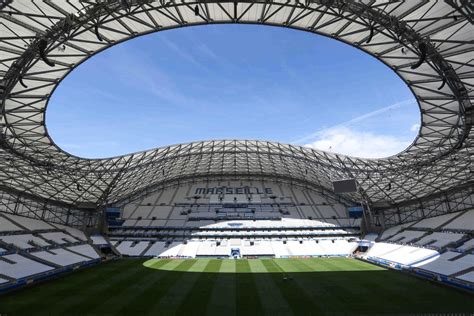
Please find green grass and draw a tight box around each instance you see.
[0,258,473,315]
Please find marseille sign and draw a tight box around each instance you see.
[194,186,273,195]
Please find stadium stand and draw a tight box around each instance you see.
[107,181,362,259]
[110,237,360,259]
[0,254,54,279]
[0,234,50,249]
[115,241,150,256]
[159,242,183,257]
[90,235,109,245]
[0,214,103,291]
[0,181,472,295]
[458,272,474,283]
[2,213,55,231]
[50,224,88,241]
[40,232,79,245]
[415,232,465,248]
[31,249,92,266]
[0,216,22,232]
[443,210,474,231]
[67,245,101,259]
[418,252,473,276]
[143,242,167,256]
[364,242,439,266]
[363,207,474,288]
[387,230,426,244]
[378,225,403,241]
[411,212,462,229]
[0,2,473,309]
[114,182,359,228]
[457,239,474,252]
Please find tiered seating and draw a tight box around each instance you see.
[365,242,438,266]
[67,244,100,259]
[179,241,201,257]
[270,241,290,257]
[40,232,78,245]
[458,271,474,283]
[0,215,101,289]
[284,241,315,256]
[51,223,88,241]
[0,234,50,249]
[90,235,109,245]
[443,210,474,231]
[370,210,474,286]
[457,238,474,251]
[110,181,364,259]
[2,213,54,231]
[0,216,22,232]
[418,251,473,276]
[136,237,358,258]
[387,230,425,243]
[143,242,167,256]
[116,180,360,230]
[415,232,465,248]
[363,234,378,241]
[31,249,91,266]
[115,241,149,256]
[196,241,220,257]
[0,254,54,279]
[240,241,274,256]
[158,242,183,257]
[412,212,461,229]
[379,225,404,240]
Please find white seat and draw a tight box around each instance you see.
[31,248,90,266]
[68,244,100,259]
[0,254,54,279]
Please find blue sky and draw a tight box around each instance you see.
[47,24,419,159]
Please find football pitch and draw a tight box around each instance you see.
[1,257,473,315]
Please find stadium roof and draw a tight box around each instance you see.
[0,0,473,208]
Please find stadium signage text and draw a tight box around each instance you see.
[194,187,273,195]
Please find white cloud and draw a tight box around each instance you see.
[304,126,411,158]
[294,98,416,144]
[410,123,420,132]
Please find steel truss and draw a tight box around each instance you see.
[113,174,357,209]
[0,1,472,220]
[0,188,100,227]
[378,183,474,227]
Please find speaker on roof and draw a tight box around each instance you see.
[332,178,357,193]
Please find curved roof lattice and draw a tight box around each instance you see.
[0,1,472,208]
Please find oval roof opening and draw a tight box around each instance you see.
[47,24,419,159]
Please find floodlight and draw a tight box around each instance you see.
[411,42,427,69]
[38,39,55,67]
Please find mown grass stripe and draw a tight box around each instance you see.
[250,259,294,315]
[187,258,211,272]
[219,259,236,273]
[0,259,132,313]
[2,258,474,315]
[176,259,223,315]
[261,259,323,315]
[151,259,202,314]
[159,258,190,271]
[235,260,264,315]
[92,259,172,314]
[57,259,156,314]
[121,259,201,315]
[208,261,237,316]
